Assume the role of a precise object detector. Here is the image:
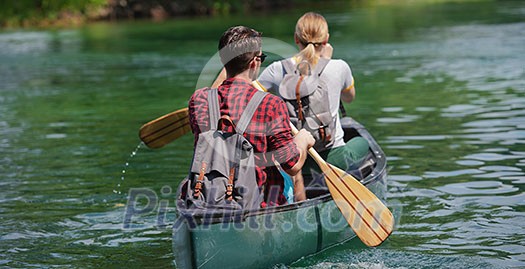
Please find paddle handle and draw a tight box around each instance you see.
[289,123,326,169]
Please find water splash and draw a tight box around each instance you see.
[114,143,143,195]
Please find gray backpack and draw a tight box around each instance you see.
[178,88,266,215]
[279,58,335,152]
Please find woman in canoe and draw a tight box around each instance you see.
[257,12,370,200]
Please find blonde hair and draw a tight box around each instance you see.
[294,12,329,73]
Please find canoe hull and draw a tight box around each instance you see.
[173,117,388,269]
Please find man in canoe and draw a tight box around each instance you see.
[188,26,314,207]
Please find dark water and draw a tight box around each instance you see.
[1,1,524,268]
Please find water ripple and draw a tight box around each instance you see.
[424,169,484,179]
[463,152,524,162]
[377,115,420,124]
[435,181,519,196]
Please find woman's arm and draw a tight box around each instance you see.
[341,83,355,103]
[341,60,356,103]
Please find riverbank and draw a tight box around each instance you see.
[0,0,314,29]
[1,0,474,30]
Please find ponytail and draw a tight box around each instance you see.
[293,12,328,75]
[295,43,317,75]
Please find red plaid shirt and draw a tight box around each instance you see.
[188,78,299,206]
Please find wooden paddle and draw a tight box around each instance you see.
[139,107,191,149]
[289,123,394,247]
[139,81,267,148]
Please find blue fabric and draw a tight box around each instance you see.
[279,169,294,204]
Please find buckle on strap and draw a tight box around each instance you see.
[226,167,235,201]
[318,126,331,142]
[193,162,207,198]
[319,127,326,141]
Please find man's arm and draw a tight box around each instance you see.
[285,129,314,176]
[267,97,314,176]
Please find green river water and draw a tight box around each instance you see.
[1,1,524,268]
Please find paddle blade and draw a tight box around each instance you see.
[321,161,394,247]
[139,108,191,148]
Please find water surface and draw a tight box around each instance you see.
[0,1,524,268]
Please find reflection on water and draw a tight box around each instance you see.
[0,0,524,268]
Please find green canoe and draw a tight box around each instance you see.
[173,117,388,269]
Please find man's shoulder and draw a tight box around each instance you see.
[194,86,211,94]
[259,91,285,109]
[191,87,210,99]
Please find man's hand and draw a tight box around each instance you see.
[286,128,315,176]
[294,129,315,150]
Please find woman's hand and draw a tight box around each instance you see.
[320,43,333,59]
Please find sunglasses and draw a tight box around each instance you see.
[255,53,267,63]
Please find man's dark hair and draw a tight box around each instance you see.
[218,26,262,77]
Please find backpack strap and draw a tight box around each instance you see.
[281,59,296,75]
[314,58,330,76]
[229,91,266,201]
[236,91,267,134]
[207,88,220,130]
[339,100,347,117]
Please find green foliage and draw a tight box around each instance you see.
[0,0,316,28]
[0,0,491,29]
[0,0,106,28]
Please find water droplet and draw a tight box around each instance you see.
[116,143,143,196]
